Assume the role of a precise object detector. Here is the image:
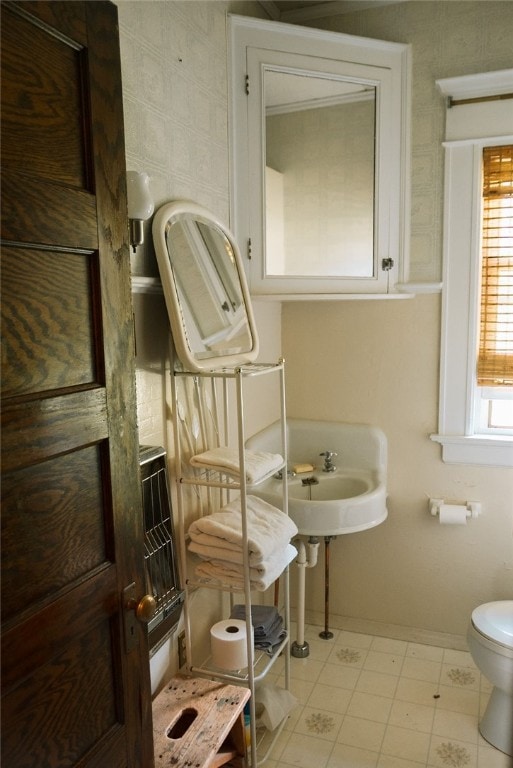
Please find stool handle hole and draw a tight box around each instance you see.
[167,707,198,739]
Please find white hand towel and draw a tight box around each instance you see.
[195,543,297,592]
[189,532,292,568]
[188,495,297,566]
[190,447,283,484]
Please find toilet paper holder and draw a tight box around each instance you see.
[429,498,482,519]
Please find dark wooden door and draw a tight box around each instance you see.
[1,2,153,766]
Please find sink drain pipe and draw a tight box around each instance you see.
[319,536,336,639]
[291,536,320,658]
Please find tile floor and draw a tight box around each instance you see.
[259,622,512,768]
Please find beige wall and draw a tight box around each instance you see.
[117,0,513,686]
[283,296,513,637]
[280,0,513,639]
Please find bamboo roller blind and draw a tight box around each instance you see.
[477,145,513,386]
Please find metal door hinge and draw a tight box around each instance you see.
[245,74,250,95]
[382,257,394,271]
[247,237,252,260]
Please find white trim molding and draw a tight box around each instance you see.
[430,434,513,468]
[436,68,513,101]
[430,70,513,467]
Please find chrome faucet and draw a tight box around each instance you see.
[320,451,337,472]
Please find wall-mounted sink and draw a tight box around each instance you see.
[246,418,388,536]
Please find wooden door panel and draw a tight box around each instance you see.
[2,620,119,768]
[1,567,118,694]
[1,6,89,188]
[1,3,153,766]
[1,247,97,397]
[1,174,98,246]
[1,446,106,624]
[1,390,108,473]
[13,2,88,45]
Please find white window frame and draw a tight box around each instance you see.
[474,387,513,435]
[430,70,513,467]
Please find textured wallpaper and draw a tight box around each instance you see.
[305,0,513,282]
[119,1,513,283]
[117,0,265,446]
[118,1,235,278]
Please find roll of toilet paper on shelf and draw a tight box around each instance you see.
[438,504,468,525]
[210,619,251,670]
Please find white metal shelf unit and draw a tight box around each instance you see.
[171,360,291,767]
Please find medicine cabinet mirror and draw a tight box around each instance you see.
[152,200,259,372]
[229,15,411,298]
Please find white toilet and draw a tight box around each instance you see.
[467,600,513,756]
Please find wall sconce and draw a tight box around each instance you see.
[127,171,154,253]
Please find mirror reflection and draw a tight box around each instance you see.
[153,202,259,372]
[264,69,376,278]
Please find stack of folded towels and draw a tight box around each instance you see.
[189,446,284,485]
[229,604,286,653]
[188,494,298,592]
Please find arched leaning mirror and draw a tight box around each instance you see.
[152,201,259,372]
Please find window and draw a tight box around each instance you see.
[431,70,513,467]
[474,145,513,435]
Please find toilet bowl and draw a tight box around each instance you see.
[467,601,513,756]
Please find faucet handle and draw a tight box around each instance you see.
[320,451,337,472]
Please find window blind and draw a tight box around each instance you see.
[477,145,513,386]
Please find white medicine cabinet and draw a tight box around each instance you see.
[229,15,412,299]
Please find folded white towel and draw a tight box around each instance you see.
[188,495,298,566]
[188,538,249,566]
[190,447,283,484]
[195,543,297,592]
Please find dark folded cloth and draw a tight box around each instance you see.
[256,629,286,653]
[230,604,279,634]
[255,621,284,649]
[230,604,284,649]
[262,633,286,655]
[255,613,283,644]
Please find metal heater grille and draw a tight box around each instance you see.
[139,446,184,654]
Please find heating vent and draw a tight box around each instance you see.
[139,445,184,655]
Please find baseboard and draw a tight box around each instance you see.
[303,609,468,651]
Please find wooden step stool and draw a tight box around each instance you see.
[153,675,251,768]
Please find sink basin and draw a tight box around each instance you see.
[251,470,386,536]
[290,474,371,501]
[246,418,388,536]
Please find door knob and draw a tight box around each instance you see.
[123,583,157,652]
[130,594,157,623]
[136,594,157,623]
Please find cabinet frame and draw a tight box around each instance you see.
[229,14,412,298]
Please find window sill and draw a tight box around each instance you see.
[430,433,513,467]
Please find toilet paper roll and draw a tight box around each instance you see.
[210,619,251,670]
[439,504,468,525]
